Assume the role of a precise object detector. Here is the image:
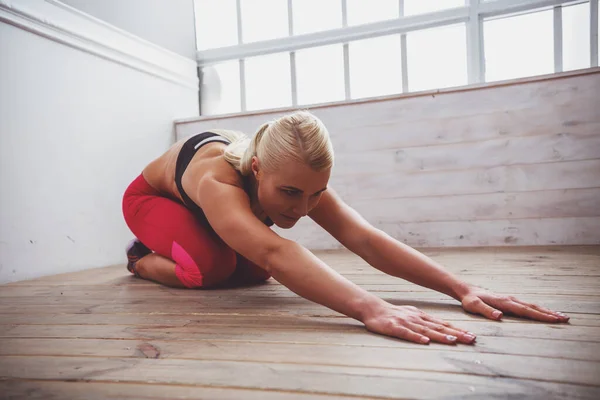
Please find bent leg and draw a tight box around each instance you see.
[232,253,272,284]
[135,253,184,288]
[122,174,237,288]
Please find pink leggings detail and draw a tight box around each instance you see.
[122,173,271,288]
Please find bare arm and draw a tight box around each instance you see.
[359,230,470,302]
[267,240,388,322]
[310,189,570,325]
[195,176,480,345]
[195,175,388,322]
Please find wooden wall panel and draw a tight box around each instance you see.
[175,69,600,248]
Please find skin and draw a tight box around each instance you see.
[133,133,570,346]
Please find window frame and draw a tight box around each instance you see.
[196,0,599,114]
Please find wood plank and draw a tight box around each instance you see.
[0,380,355,400]
[346,188,600,223]
[2,356,599,399]
[330,159,600,200]
[0,295,595,315]
[0,321,597,342]
[1,310,597,327]
[1,288,597,306]
[334,126,600,174]
[2,333,599,362]
[0,307,588,327]
[1,285,597,299]
[0,339,598,385]
[3,246,596,286]
[279,216,600,249]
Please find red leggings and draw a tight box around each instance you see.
[122,174,271,288]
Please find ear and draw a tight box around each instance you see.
[251,156,261,179]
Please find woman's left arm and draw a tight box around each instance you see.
[309,189,569,323]
[358,228,569,323]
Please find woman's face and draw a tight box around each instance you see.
[252,157,331,228]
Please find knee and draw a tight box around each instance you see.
[234,254,272,284]
[171,241,236,288]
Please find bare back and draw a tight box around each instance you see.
[140,133,266,223]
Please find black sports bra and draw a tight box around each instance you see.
[174,131,274,227]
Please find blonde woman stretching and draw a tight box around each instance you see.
[122,110,569,346]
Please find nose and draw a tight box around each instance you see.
[292,198,310,217]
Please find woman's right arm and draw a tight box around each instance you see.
[196,176,475,345]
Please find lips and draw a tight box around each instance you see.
[282,214,298,220]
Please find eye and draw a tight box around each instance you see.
[282,189,298,196]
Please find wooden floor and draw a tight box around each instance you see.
[1,246,599,399]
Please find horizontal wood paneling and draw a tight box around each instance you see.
[176,71,600,248]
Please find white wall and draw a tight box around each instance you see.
[0,0,199,283]
[175,69,600,249]
[60,0,197,59]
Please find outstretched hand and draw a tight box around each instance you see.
[362,304,477,345]
[460,285,570,323]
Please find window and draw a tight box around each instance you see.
[195,0,238,50]
[245,52,292,111]
[407,24,468,91]
[200,60,241,115]
[562,1,591,71]
[292,0,342,35]
[484,10,554,82]
[295,44,345,105]
[404,0,465,17]
[195,0,596,115]
[349,35,403,99]
[346,0,399,26]
[240,0,289,43]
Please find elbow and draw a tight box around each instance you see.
[353,227,385,260]
[262,238,298,275]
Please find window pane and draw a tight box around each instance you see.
[349,35,402,99]
[484,10,554,82]
[292,0,342,35]
[404,0,465,17]
[195,0,238,50]
[200,61,241,115]
[407,24,467,92]
[245,53,292,111]
[347,0,399,26]
[296,44,345,105]
[241,0,289,43]
[563,1,590,71]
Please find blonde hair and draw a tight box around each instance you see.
[214,110,334,176]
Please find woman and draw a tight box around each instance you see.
[122,110,570,346]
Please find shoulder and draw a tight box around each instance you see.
[183,143,245,196]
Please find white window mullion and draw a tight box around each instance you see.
[466,0,484,84]
[236,0,246,111]
[554,5,563,72]
[239,60,247,111]
[342,0,351,100]
[288,0,298,106]
[592,0,599,67]
[400,0,408,92]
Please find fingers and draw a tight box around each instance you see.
[464,297,503,320]
[506,300,570,323]
[390,313,477,346]
[419,319,477,344]
[389,325,431,345]
[521,301,570,322]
